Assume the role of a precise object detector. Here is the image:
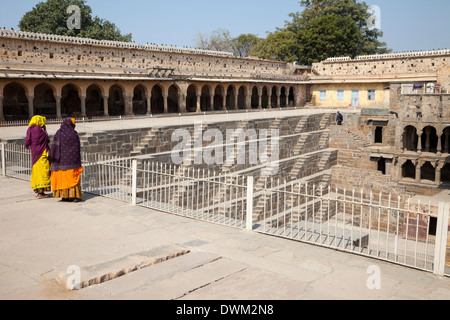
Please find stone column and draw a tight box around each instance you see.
[257,88,262,109]
[80,95,87,118]
[437,130,443,154]
[246,94,252,110]
[209,95,214,111]
[234,94,238,110]
[417,131,423,152]
[436,162,444,185]
[415,160,421,183]
[55,95,62,119]
[163,93,169,114]
[27,95,34,119]
[178,93,186,113]
[268,93,272,109]
[0,94,4,122]
[222,95,226,111]
[103,95,109,117]
[196,94,201,113]
[146,94,151,115]
[124,95,133,116]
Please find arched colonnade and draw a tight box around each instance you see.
[0,80,303,121]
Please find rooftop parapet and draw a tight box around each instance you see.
[324,49,450,63]
[0,28,235,58]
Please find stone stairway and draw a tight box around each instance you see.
[289,157,307,180]
[221,120,249,173]
[130,128,160,157]
[319,113,334,130]
[292,134,309,155]
[294,116,309,134]
[318,130,330,149]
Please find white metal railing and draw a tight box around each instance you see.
[401,83,448,95]
[1,142,449,277]
[137,161,249,229]
[252,177,449,276]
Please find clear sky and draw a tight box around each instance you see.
[0,0,449,53]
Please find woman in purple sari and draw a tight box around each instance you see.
[50,118,84,202]
[25,115,51,199]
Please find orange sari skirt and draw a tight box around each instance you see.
[51,168,84,200]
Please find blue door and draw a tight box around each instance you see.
[351,90,359,107]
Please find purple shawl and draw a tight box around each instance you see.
[25,125,50,166]
[50,118,82,171]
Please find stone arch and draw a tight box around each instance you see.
[403,125,418,151]
[251,86,259,109]
[421,126,438,153]
[214,85,225,111]
[226,85,236,110]
[108,84,125,116]
[201,85,212,112]
[288,87,295,107]
[168,84,180,113]
[61,83,82,117]
[421,161,436,181]
[86,84,104,117]
[261,86,269,109]
[271,86,278,108]
[280,86,287,107]
[441,163,450,183]
[402,160,416,180]
[238,86,247,110]
[3,82,29,121]
[186,84,198,113]
[34,83,56,119]
[151,84,164,114]
[441,126,450,153]
[133,84,147,115]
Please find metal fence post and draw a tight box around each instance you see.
[1,143,5,176]
[434,202,449,276]
[131,160,137,206]
[246,176,254,231]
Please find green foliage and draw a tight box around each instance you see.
[19,0,132,42]
[251,0,391,64]
[231,34,262,58]
[249,30,299,62]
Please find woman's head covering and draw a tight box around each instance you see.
[29,115,46,128]
[49,118,81,171]
[25,116,49,165]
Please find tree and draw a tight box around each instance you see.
[194,29,262,58]
[249,30,299,62]
[19,0,132,42]
[251,0,390,64]
[297,14,360,65]
[193,28,233,52]
[230,34,262,58]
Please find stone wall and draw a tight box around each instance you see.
[312,52,449,85]
[0,31,292,79]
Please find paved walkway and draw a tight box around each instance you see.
[1,107,349,140]
[1,175,449,301]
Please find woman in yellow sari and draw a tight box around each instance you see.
[25,115,51,199]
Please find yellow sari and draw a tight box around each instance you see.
[27,116,51,196]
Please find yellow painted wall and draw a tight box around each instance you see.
[310,83,389,108]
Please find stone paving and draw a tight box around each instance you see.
[1,175,449,301]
